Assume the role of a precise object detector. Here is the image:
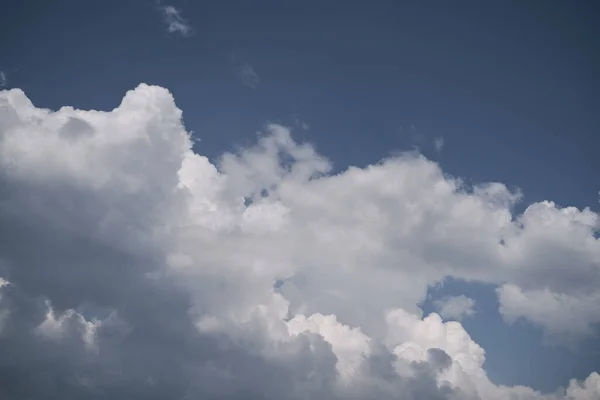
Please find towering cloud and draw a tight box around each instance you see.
[0,85,598,399]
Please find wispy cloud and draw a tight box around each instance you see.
[161,5,193,36]
[230,53,260,89]
[295,119,310,130]
[400,125,444,155]
[433,137,444,153]
[0,71,7,87]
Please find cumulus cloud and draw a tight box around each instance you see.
[0,84,598,399]
[434,295,476,321]
[497,284,600,345]
[0,71,7,87]
[566,372,600,400]
[160,5,193,36]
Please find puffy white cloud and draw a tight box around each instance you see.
[0,84,598,399]
[566,372,600,400]
[287,313,371,382]
[434,295,476,321]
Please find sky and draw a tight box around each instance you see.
[0,1,599,399]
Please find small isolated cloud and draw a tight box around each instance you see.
[433,137,444,153]
[434,295,476,321]
[0,71,7,87]
[161,5,193,36]
[230,53,260,89]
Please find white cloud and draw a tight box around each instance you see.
[566,372,600,400]
[497,284,600,345]
[0,71,7,87]
[0,84,598,399]
[434,295,476,321]
[161,5,193,36]
[287,313,371,382]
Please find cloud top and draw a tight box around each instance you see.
[434,295,476,321]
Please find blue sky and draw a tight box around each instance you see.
[3,0,598,213]
[1,1,599,398]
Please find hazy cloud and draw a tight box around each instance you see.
[434,137,444,153]
[230,53,260,89]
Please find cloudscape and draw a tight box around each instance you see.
[0,1,598,399]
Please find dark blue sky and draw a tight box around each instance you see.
[1,0,598,393]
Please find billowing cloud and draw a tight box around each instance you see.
[161,5,193,36]
[0,84,598,399]
[434,295,476,321]
[566,373,600,400]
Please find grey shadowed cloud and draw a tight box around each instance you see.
[0,85,598,399]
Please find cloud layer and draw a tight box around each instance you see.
[0,84,598,399]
